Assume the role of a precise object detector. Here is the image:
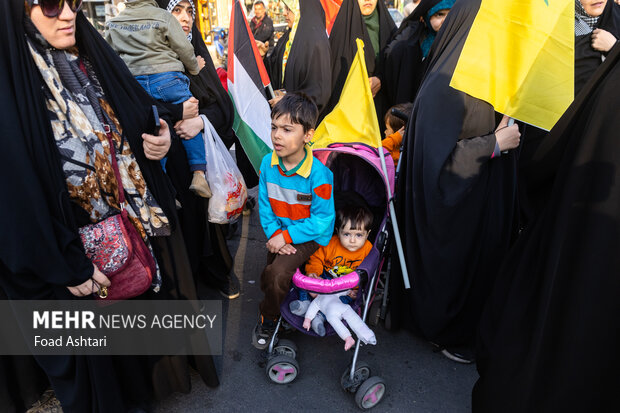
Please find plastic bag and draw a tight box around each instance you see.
[201,115,247,223]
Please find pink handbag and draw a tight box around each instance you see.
[78,126,156,300]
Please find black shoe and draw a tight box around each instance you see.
[218,272,240,300]
[430,342,475,364]
[252,314,277,350]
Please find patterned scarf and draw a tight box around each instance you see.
[575,1,600,35]
[24,18,172,288]
[166,0,196,40]
[281,0,300,83]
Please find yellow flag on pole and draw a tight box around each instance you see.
[310,39,382,148]
[450,0,574,131]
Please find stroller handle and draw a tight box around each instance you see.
[292,268,359,294]
[391,108,409,122]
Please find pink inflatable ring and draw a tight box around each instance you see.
[292,268,359,294]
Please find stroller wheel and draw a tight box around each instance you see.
[266,355,299,384]
[355,376,386,410]
[340,361,371,393]
[368,301,381,327]
[273,338,297,359]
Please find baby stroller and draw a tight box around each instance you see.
[264,143,395,410]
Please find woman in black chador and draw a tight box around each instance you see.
[262,0,331,112]
[323,0,396,126]
[474,40,620,413]
[392,0,521,361]
[0,0,218,411]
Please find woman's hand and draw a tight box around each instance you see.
[495,115,521,151]
[67,265,111,297]
[591,29,617,53]
[182,97,199,120]
[174,117,204,140]
[196,55,206,71]
[369,76,381,97]
[142,119,171,160]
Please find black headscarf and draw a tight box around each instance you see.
[574,0,620,95]
[322,0,396,124]
[392,0,519,347]
[474,43,620,413]
[382,0,442,105]
[264,0,331,112]
[0,0,177,299]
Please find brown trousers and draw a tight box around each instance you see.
[259,241,319,319]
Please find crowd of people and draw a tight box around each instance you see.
[0,0,619,411]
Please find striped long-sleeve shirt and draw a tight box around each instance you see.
[258,151,335,246]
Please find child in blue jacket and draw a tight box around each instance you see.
[252,93,335,349]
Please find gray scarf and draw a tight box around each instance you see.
[575,1,600,36]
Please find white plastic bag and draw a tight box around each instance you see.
[201,115,247,224]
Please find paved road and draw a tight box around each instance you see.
[155,206,477,412]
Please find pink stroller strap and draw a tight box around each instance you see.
[292,268,359,294]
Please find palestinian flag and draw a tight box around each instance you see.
[228,0,273,173]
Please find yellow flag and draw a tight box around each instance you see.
[450,0,574,131]
[311,39,382,148]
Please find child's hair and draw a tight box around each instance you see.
[271,93,319,133]
[336,205,373,232]
[384,102,413,132]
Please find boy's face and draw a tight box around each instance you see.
[430,9,450,32]
[338,221,370,252]
[271,114,314,162]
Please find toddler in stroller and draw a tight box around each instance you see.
[290,205,377,350]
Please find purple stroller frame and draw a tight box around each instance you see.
[267,143,395,391]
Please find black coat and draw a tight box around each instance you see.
[0,1,218,410]
[263,0,331,112]
[382,0,442,106]
[474,41,620,413]
[251,15,274,43]
[392,0,518,347]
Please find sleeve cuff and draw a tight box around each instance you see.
[282,230,293,244]
[491,141,501,159]
[270,229,282,239]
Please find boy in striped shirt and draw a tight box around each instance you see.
[252,93,335,350]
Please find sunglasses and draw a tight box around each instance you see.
[32,0,83,18]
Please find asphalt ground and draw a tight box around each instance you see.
[154,201,477,412]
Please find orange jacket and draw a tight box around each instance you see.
[382,130,402,166]
[305,235,372,276]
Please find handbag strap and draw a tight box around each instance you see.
[103,126,126,208]
[78,59,126,209]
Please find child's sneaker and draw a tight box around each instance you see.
[252,314,277,350]
[289,299,310,316]
[311,312,326,336]
[190,171,212,198]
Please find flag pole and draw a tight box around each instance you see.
[377,145,411,289]
[266,84,275,100]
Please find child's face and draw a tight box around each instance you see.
[338,221,370,252]
[430,9,450,32]
[384,119,396,137]
[271,114,313,163]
